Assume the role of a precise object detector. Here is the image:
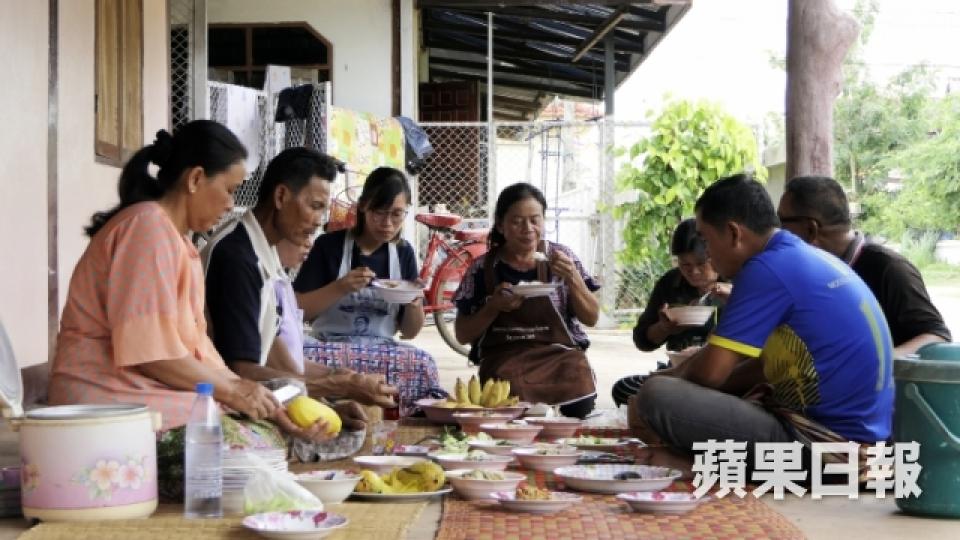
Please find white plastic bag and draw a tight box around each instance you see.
[242,452,322,514]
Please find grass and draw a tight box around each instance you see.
[921,262,960,286]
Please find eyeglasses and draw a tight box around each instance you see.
[369,208,408,223]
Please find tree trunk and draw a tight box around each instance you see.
[786,0,860,180]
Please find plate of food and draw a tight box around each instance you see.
[617,491,711,514]
[511,445,582,472]
[491,487,582,514]
[509,280,559,298]
[351,462,452,501]
[446,469,527,500]
[430,449,513,471]
[242,510,348,540]
[555,435,631,452]
[554,464,681,494]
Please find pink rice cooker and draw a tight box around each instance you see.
[0,322,160,521]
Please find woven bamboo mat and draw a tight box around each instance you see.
[19,501,427,540]
[436,470,805,540]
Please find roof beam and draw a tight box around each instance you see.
[424,38,631,71]
[419,1,662,8]
[572,4,629,63]
[450,7,665,32]
[430,66,596,93]
[430,56,600,82]
[431,68,597,99]
[422,19,646,54]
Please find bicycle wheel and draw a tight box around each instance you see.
[432,269,470,358]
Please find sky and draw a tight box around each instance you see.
[615,0,960,125]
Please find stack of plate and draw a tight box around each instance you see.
[0,466,21,518]
[222,449,289,514]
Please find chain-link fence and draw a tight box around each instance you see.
[169,0,194,131]
[419,119,656,321]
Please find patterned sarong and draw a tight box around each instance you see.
[303,339,447,413]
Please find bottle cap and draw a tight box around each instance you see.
[195,382,214,396]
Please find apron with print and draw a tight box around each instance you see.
[311,233,402,344]
[476,246,597,406]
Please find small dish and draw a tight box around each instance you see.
[350,486,453,502]
[478,422,543,444]
[468,439,522,458]
[509,281,559,298]
[416,398,529,425]
[511,446,581,472]
[554,464,681,494]
[523,417,582,439]
[432,452,512,471]
[369,280,423,304]
[453,411,516,434]
[665,306,715,326]
[446,469,526,500]
[554,436,630,452]
[394,444,432,456]
[242,510,348,540]
[491,490,582,514]
[295,470,361,505]
[617,491,710,514]
[352,455,424,475]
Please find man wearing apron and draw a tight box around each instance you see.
[203,147,396,418]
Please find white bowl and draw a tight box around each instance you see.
[478,423,543,444]
[511,446,582,472]
[352,455,424,475]
[295,470,362,505]
[554,464,681,494]
[370,280,423,304]
[509,281,559,298]
[445,469,526,500]
[617,491,710,514]
[432,453,512,471]
[453,411,516,434]
[522,417,582,439]
[468,439,522,458]
[665,306,715,326]
[491,490,581,514]
[242,510,348,540]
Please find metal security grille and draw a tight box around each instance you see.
[169,0,194,130]
[419,123,489,219]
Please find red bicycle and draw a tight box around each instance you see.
[415,213,488,356]
[326,187,487,356]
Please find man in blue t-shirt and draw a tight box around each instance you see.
[634,174,894,475]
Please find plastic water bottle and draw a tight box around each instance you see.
[184,382,223,519]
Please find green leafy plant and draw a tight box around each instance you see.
[612,99,766,271]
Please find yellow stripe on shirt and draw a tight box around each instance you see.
[708,335,763,358]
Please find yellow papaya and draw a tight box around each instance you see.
[286,395,342,436]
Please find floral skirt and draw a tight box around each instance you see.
[303,340,447,413]
[156,415,286,502]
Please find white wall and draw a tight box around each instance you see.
[208,0,394,117]
[0,1,50,368]
[0,0,170,368]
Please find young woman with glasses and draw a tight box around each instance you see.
[294,167,445,413]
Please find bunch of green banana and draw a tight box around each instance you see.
[355,461,446,494]
[443,375,519,408]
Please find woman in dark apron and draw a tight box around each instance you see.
[453,183,599,418]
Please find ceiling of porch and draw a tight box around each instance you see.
[418,1,690,120]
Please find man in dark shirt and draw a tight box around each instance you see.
[778,176,951,356]
[203,147,397,420]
